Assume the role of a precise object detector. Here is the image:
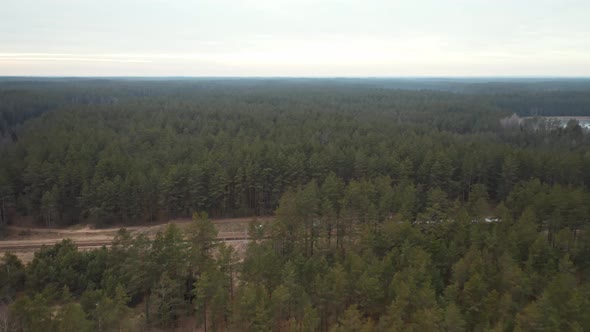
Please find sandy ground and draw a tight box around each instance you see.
[0,216,273,263]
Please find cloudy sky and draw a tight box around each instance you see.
[1,0,588,76]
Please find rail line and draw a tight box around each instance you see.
[0,236,255,252]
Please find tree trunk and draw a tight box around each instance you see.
[145,291,151,326]
[327,223,332,250]
[0,199,6,226]
[203,300,208,332]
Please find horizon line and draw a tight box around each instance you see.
[2,75,590,80]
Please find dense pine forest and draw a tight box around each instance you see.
[1,78,590,331]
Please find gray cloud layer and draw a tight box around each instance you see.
[1,0,589,76]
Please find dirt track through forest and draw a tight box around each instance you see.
[0,216,272,263]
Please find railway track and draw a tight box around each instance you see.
[0,240,112,251]
[0,235,255,252]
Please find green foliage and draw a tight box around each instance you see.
[25,239,106,295]
[57,303,93,332]
[1,79,590,330]
[4,80,590,228]
[151,272,186,328]
[0,253,25,301]
[2,185,590,331]
[187,212,218,274]
[9,294,56,332]
[332,305,373,332]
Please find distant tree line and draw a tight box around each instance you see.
[1,80,590,228]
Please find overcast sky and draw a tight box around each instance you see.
[1,0,589,76]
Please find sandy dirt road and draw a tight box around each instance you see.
[0,216,273,263]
